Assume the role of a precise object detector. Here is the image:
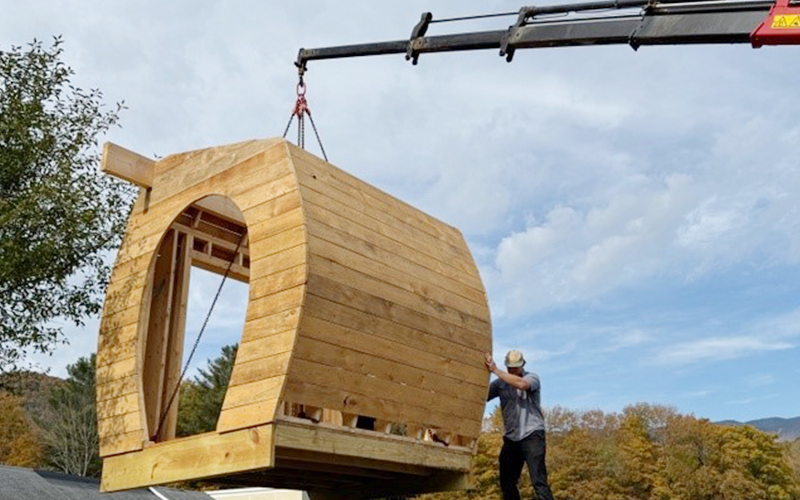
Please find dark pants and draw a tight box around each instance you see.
[499,431,555,500]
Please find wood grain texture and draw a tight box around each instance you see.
[98,139,301,458]
[102,142,155,188]
[97,138,490,494]
[274,419,472,471]
[101,424,275,492]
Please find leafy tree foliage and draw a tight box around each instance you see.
[176,344,238,437]
[0,391,43,467]
[0,370,63,424]
[40,354,100,477]
[419,404,800,500]
[789,439,800,482]
[0,38,132,372]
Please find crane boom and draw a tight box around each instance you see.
[296,0,800,71]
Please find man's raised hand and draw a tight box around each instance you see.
[485,352,497,373]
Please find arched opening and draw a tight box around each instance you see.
[142,195,248,443]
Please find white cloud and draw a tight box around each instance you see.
[680,390,714,399]
[746,374,776,388]
[604,329,651,352]
[654,337,793,366]
[725,394,779,406]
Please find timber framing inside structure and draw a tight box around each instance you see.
[97,139,492,499]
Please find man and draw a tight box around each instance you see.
[486,350,555,500]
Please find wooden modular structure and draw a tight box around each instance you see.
[96,138,492,499]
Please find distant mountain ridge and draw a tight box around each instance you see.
[717,416,800,442]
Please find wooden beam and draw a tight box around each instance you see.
[142,229,176,439]
[102,142,155,188]
[274,457,402,480]
[191,250,250,283]
[193,196,245,224]
[172,222,249,257]
[101,424,275,492]
[274,446,433,477]
[273,418,472,471]
[158,232,192,440]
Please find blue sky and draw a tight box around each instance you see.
[5,0,799,423]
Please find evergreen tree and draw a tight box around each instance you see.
[176,344,238,437]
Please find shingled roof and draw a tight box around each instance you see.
[0,465,211,500]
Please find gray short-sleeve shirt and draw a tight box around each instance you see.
[487,371,545,441]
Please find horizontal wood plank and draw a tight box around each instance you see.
[247,208,305,245]
[294,327,486,401]
[99,430,144,458]
[274,447,433,477]
[281,380,481,439]
[114,160,297,268]
[228,351,293,388]
[109,252,152,284]
[248,227,307,268]
[150,139,286,206]
[191,251,250,282]
[97,393,140,420]
[303,200,483,292]
[249,245,307,282]
[306,215,485,303]
[97,356,137,385]
[297,177,477,275]
[295,167,472,265]
[244,285,305,323]
[307,274,491,352]
[98,410,142,437]
[222,375,285,410]
[309,255,490,335]
[97,374,138,402]
[123,170,295,248]
[236,330,296,365]
[101,424,275,491]
[216,399,280,432]
[99,305,141,337]
[238,177,301,215]
[249,265,307,302]
[274,419,472,471]
[308,236,489,319]
[103,269,149,302]
[97,338,137,369]
[97,324,138,367]
[239,307,302,344]
[289,358,483,423]
[289,147,465,249]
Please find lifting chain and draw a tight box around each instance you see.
[282,68,328,162]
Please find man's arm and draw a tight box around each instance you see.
[484,353,532,391]
[487,379,500,401]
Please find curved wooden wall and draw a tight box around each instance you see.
[281,145,491,443]
[97,139,306,456]
[97,138,491,461]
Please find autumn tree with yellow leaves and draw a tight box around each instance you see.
[419,404,800,500]
[0,391,43,467]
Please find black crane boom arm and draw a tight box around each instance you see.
[296,0,799,71]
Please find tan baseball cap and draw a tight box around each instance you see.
[504,350,525,368]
